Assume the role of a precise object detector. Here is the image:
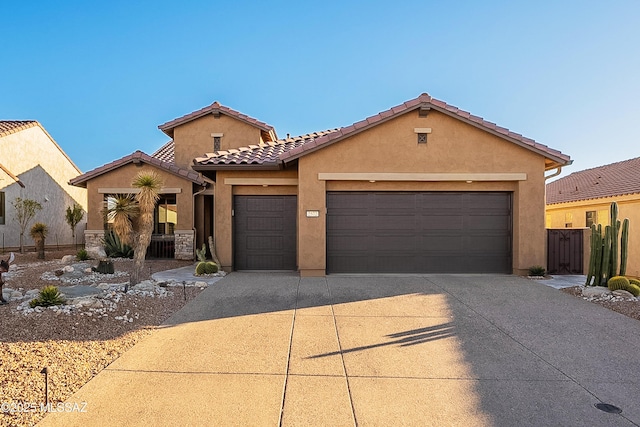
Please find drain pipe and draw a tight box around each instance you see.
[544,166,563,181]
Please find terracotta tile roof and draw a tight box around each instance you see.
[158,102,276,140]
[0,120,38,137]
[278,93,571,168]
[152,140,174,163]
[69,150,207,188]
[193,130,338,168]
[193,93,571,170]
[546,157,640,204]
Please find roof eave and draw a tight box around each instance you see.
[193,162,282,172]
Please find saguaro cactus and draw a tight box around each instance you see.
[620,218,630,276]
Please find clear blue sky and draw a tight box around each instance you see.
[2,1,639,175]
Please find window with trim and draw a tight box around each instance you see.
[586,211,596,228]
[155,194,177,234]
[0,192,4,225]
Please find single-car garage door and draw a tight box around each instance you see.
[326,192,511,274]
[234,195,297,270]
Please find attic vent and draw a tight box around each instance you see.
[414,128,432,144]
[211,133,223,151]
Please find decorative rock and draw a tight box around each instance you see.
[54,269,64,277]
[61,255,76,264]
[87,247,107,259]
[612,289,635,299]
[582,287,611,297]
[63,265,74,273]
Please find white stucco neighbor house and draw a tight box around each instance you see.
[0,121,87,251]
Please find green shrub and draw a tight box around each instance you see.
[29,285,66,308]
[76,248,89,261]
[195,261,207,276]
[205,262,218,274]
[528,266,546,276]
[102,229,133,258]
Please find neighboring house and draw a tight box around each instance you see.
[71,93,571,275]
[0,121,87,249]
[546,157,640,277]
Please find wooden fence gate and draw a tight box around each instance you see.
[547,229,584,274]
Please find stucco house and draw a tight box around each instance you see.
[0,121,87,250]
[546,157,640,277]
[71,93,571,275]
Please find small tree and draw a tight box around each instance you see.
[130,171,162,287]
[12,197,43,254]
[65,203,84,247]
[30,222,48,259]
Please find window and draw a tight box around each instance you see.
[211,133,223,151]
[586,211,596,227]
[0,192,4,225]
[155,194,177,234]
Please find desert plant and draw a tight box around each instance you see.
[528,266,545,277]
[12,197,43,253]
[195,261,207,275]
[130,170,162,288]
[65,203,84,246]
[103,229,134,258]
[196,244,207,262]
[586,202,631,286]
[629,278,640,287]
[76,248,89,261]
[103,194,138,246]
[607,276,630,292]
[29,285,66,308]
[30,222,48,259]
[205,261,219,274]
[626,283,640,297]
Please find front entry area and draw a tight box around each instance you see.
[233,195,297,270]
[326,191,512,274]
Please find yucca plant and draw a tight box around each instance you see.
[30,285,66,308]
[130,170,162,287]
[30,222,48,259]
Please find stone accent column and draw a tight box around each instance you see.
[84,230,106,258]
[174,230,194,260]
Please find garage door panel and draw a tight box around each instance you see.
[234,196,297,270]
[327,192,511,274]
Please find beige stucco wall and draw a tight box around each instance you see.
[0,125,87,248]
[546,194,640,277]
[172,115,263,168]
[214,108,550,275]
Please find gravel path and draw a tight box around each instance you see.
[0,250,203,427]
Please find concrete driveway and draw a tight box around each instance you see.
[39,273,640,426]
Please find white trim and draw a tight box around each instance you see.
[223,178,298,186]
[414,128,432,134]
[211,133,224,138]
[317,173,527,182]
[98,187,183,194]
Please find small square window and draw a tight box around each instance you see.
[586,211,596,227]
[417,133,427,144]
[213,136,221,151]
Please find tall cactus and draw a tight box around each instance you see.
[620,218,630,276]
[609,202,619,279]
[585,202,631,286]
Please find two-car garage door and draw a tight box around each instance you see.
[326,192,512,274]
[233,192,512,273]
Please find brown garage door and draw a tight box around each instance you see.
[234,195,297,270]
[326,192,512,274]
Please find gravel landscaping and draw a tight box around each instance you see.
[0,250,213,427]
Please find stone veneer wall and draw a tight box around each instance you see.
[84,230,106,258]
[174,230,195,260]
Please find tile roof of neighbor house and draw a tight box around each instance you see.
[546,156,640,204]
[69,150,207,188]
[0,120,38,137]
[193,93,571,170]
[158,101,277,140]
